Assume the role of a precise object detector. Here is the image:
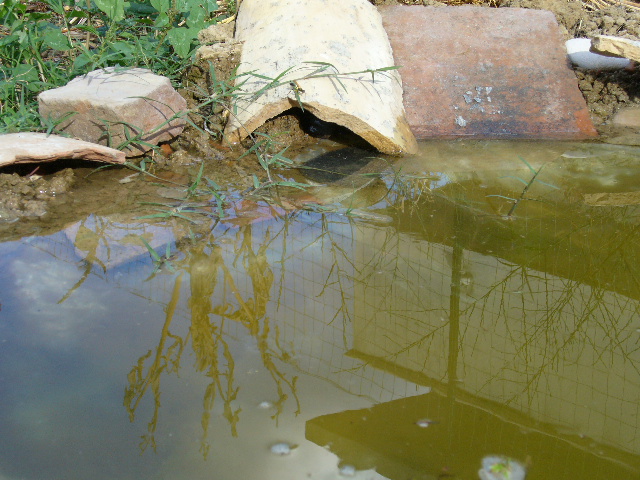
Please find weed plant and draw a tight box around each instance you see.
[487,156,560,217]
[0,0,232,133]
[137,161,229,223]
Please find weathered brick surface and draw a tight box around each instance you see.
[380,6,597,139]
[38,68,187,156]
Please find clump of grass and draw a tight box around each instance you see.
[136,161,229,223]
[0,0,233,133]
[140,236,176,277]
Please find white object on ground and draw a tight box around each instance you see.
[566,38,631,70]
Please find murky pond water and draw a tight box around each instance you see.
[2,140,640,480]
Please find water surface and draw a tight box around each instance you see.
[1,140,640,480]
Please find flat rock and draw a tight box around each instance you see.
[224,0,417,155]
[0,133,125,167]
[379,5,597,139]
[38,68,187,157]
[591,35,640,63]
[612,106,640,129]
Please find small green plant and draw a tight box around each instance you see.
[236,131,309,199]
[135,161,228,223]
[140,236,176,276]
[487,156,559,217]
[0,0,231,133]
[239,61,401,106]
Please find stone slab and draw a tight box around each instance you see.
[379,5,597,139]
[0,133,125,167]
[224,0,417,155]
[38,68,187,157]
[591,35,640,63]
[612,106,640,128]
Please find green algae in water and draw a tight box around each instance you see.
[1,141,640,480]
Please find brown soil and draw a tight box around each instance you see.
[0,167,75,222]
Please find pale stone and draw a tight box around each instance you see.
[612,106,640,128]
[38,68,187,157]
[0,133,125,167]
[223,0,417,155]
[591,35,640,63]
[196,42,242,64]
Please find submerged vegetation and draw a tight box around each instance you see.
[487,156,560,217]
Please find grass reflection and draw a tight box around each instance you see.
[124,273,186,454]
[124,224,300,458]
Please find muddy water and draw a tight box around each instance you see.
[1,140,640,480]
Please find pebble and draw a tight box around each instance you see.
[415,418,438,428]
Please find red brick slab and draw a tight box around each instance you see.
[379,6,597,139]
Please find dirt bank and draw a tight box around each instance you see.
[1,0,638,229]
